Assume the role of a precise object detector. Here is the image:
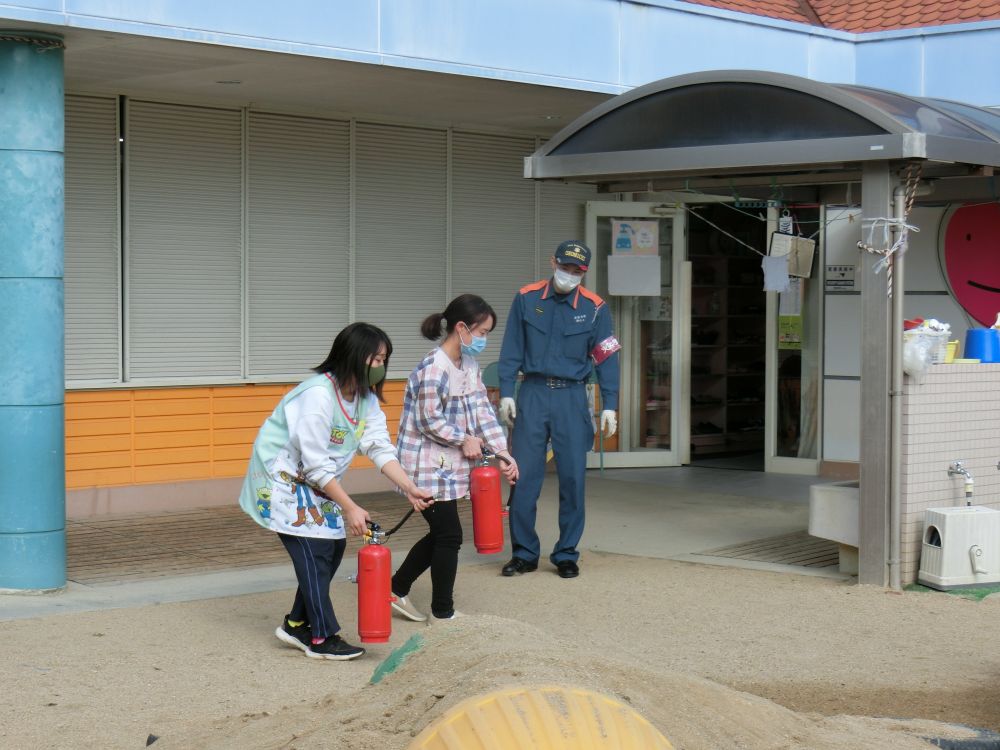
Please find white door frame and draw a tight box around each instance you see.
[764,207,822,475]
[585,201,689,468]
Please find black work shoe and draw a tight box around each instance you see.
[274,615,311,653]
[556,560,579,579]
[501,557,538,577]
[305,634,365,661]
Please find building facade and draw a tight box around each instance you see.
[2,0,1000,588]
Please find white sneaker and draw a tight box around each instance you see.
[391,593,427,622]
[429,610,463,622]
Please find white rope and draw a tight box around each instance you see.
[683,205,765,257]
[858,217,920,274]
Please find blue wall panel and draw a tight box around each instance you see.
[380,0,619,87]
[855,37,924,96]
[922,29,1000,105]
[4,0,61,9]
[807,35,855,84]
[65,0,379,51]
[0,0,997,104]
[619,5,815,88]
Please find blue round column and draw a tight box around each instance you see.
[0,31,66,591]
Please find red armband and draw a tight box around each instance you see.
[591,335,621,364]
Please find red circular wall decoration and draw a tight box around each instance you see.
[942,203,1000,327]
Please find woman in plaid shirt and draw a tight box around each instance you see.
[391,294,518,621]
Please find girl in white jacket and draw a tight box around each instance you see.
[240,322,432,660]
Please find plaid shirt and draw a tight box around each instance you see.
[396,348,507,501]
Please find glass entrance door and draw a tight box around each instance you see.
[585,202,688,468]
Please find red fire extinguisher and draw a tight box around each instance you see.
[357,521,392,644]
[469,453,510,554]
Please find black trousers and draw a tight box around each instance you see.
[391,500,463,617]
[279,533,346,640]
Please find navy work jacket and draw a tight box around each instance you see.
[498,279,620,411]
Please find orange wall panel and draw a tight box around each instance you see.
[66,401,132,420]
[133,398,211,417]
[67,451,133,472]
[134,430,211,450]
[66,381,408,490]
[133,414,212,433]
[134,446,208,467]
[213,444,252,462]
[65,417,132,438]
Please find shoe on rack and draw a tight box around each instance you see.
[556,560,579,579]
[274,615,311,653]
[305,634,365,661]
[501,557,538,577]
[391,593,428,622]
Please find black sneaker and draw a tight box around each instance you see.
[274,616,310,653]
[305,634,365,661]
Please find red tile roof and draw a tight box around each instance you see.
[682,0,1000,32]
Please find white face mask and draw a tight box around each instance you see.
[553,268,582,294]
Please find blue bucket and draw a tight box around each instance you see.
[964,328,1000,363]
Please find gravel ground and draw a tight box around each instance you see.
[3,551,999,749]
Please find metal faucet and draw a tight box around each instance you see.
[948,461,975,505]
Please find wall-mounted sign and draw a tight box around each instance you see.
[612,219,658,255]
[608,254,661,296]
[825,264,856,291]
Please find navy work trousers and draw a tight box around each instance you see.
[279,533,346,640]
[508,379,594,565]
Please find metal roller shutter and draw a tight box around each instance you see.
[451,132,536,356]
[355,122,447,376]
[64,95,121,383]
[539,181,596,278]
[247,112,350,378]
[125,101,243,380]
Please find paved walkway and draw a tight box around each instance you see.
[66,492,456,585]
[2,466,841,621]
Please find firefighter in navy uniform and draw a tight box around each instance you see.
[497,240,620,579]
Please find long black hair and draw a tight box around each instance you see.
[314,322,393,402]
[420,294,497,341]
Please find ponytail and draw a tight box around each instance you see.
[421,312,447,340]
[422,294,497,341]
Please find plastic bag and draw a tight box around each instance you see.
[903,333,935,383]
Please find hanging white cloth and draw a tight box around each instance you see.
[761,254,790,292]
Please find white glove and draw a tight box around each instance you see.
[600,409,617,437]
[499,397,517,426]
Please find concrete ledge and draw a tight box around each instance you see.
[808,480,860,574]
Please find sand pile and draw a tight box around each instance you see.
[155,615,977,749]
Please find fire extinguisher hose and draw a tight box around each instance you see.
[383,508,416,538]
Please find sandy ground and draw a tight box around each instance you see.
[4,551,1000,749]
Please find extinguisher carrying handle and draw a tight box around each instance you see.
[364,520,387,545]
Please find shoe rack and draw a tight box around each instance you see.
[688,224,766,457]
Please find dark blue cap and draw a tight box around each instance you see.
[554,240,591,270]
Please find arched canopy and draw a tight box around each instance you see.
[525,70,1000,186]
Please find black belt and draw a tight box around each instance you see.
[524,374,585,389]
